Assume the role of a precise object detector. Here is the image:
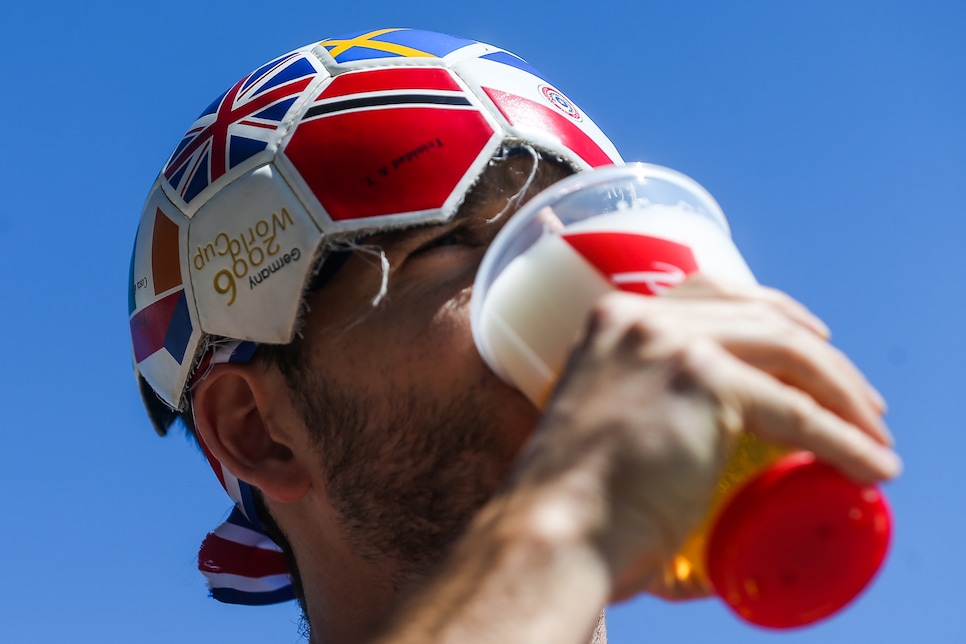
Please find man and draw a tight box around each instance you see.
[129,28,899,643]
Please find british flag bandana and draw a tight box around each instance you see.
[193,340,295,605]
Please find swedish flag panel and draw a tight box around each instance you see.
[320,28,477,63]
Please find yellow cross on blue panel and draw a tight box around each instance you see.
[321,28,477,63]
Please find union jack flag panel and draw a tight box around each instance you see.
[161,50,323,214]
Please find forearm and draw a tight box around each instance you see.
[372,483,613,644]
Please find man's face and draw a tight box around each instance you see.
[283,156,570,585]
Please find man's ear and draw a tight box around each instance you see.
[192,363,312,503]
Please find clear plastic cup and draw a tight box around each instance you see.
[471,163,891,628]
[473,163,755,405]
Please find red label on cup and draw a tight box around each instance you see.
[562,232,699,296]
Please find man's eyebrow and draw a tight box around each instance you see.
[361,220,452,249]
[358,184,506,248]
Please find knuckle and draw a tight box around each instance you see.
[618,321,654,351]
[744,298,787,326]
[677,337,720,370]
[745,300,805,347]
[588,293,672,345]
[786,391,823,436]
[762,284,799,307]
[666,340,720,392]
[587,291,632,330]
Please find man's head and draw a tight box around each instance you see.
[129,28,621,612]
[195,154,573,608]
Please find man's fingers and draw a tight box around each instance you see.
[665,274,832,341]
[584,290,900,481]
[696,346,902,483]
[605,290,891,445]
[710,326,893,447]
[672,276,889,416]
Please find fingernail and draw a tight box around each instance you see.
[868,385,888,414]
[879,449,903,479]
[878,420,895,447]
[807,314,831,339]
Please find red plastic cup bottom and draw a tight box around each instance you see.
[707,452,892,629]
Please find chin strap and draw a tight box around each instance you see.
[193,340,295,605]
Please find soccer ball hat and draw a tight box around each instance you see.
[128,28,622,605]
[130,28,622,424]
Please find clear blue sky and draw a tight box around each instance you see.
[0,1,962,642]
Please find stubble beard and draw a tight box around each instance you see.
[293,366,523,591]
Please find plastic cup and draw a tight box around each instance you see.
[471,163,892,628]
[472,163,755,406]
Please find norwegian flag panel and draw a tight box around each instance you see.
[452,55,622,170]
[162,51,321,210]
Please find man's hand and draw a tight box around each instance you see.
[373,276,900,644]
[513,275,900,602]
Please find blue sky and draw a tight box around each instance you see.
[0,1,963,642]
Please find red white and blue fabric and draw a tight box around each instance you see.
[193,340,294,605]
